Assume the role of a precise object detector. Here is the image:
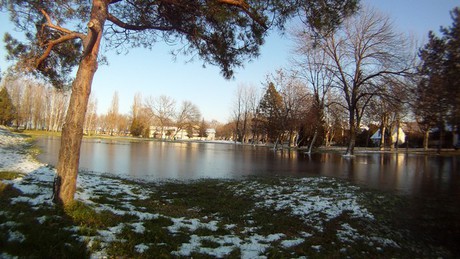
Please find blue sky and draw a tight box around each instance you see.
[0,1,459,122]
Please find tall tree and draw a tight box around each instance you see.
[84,94,98,135]
[145,95,176,139]
[414,8,460,149]
[257,82,284,145]
[270,69,309,147]
[1,0,358,205]
[175,100,201,139]
[290,37,336,151]
[0,87,16,125]
[296,7,413,155]
[106,91,119,135]
[130,92,148,137]
[232,83,258,143]
[443,8,460,144]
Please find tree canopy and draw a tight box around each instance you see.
[2,0,358,82]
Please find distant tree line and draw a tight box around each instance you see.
[0,75,218,138]
[0,73,69,131]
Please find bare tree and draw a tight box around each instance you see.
[175,100,201,139]
[106,91,119,135]
[131,92,143,120]
[145,95,176,139]
[84,94,98,135]
[232,83,258,143]
[32,83,46,129]
[291,34,338,151]
[271,69,310,148]
[45,87,69,131]
[296,7,414,155]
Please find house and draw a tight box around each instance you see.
[371,127,406,146]
[149,125,216,141]
[205,128,216,141]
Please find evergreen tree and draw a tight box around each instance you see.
[415,7,460,148]
[416,32,448,131]
[443,8,460,135]
[130,117,145,137]
[0,87,16,126]
[257,82,284,143]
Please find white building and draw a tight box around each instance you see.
[371,127,406,146]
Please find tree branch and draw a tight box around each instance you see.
[36,9,85,67]
[107,13,175,31]
[216,0,268,29]
[36,33,83,68]
[40,9,74,35]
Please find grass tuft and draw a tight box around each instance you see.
[0,171,25,181]
[64,201,121,228]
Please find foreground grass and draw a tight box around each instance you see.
[0,177,89,258]
[0,170,456,258]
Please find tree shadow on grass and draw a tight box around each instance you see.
[0,167,90,258]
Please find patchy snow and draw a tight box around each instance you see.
[134,243,150,253]
[230,177,374,232]
[7,230,26,243]
[311,244,322,252]
[281,238,305,248]
[172,233,287,259]
[168,218,219,233]
[130,222,146,234]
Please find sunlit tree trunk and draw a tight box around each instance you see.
[423,130,429,151]
[54,0,107,205]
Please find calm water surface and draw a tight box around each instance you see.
[35,136,460,198]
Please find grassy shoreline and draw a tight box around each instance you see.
[21,128,460,156]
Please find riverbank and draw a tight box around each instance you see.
[0,127,457,258]
[22,129,460,156]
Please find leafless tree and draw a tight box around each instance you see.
[45,87,69,131]
[145,95,176,139]
[232,83,259,143]
[84,94,98,135]
[175,100,201,139]
[131,92,143,119]
[271,69,310,147]
[295,7,414,155]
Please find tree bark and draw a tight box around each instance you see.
[307,129,318,154]
[423,130,429,151]
[53,0,108,205]
[345,109,355,155]
[380,125,386,151]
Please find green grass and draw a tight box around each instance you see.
[0,171,26,181]
[0,175,457,258]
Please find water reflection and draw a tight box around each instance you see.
[36,137,460,198]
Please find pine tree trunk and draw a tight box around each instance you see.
[53,0,107,205]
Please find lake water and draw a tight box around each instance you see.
[35,136,460,198]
